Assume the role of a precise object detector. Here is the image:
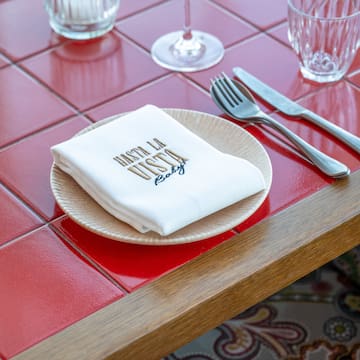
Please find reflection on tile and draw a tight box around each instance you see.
[268,22,290,46]
[300,82,360,136]
[22,32,168,111]
[0,184,43,246]
[54,217,235,292]
[232,124,331,233]
[0,54,9,68]
[117,0,257,50]
[213,0,287,29]
[349,51,360,76]
[0,66,75,147]
[116,0,167,19]
[187,34,320,102]
[349,71,360,88]
[0,117,90,221]
[0,226,123,359]
[86,74,221,121]
[0,0,65,60]
[280,81,360,168]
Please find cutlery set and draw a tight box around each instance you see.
[210,68,360,179]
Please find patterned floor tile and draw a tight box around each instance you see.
[165,263,360,359]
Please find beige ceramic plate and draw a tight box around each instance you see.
[50,109,272,245]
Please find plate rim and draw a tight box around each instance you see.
[50,108,272,245]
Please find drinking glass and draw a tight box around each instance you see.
[44,0,120,40]
[288,0,360,83]
[151,0,224,72]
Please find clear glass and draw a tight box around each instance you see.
[288,0,360,83]
[44,0,120,40]
[151,0,224,72]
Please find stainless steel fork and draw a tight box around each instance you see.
[210,74,350,178]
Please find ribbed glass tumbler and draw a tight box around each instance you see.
[288,0,360,83]
[44,0,120,40]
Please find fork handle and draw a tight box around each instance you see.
[301,109,360,154]
[262,114,350,178]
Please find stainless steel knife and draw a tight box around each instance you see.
[233,66,360,155]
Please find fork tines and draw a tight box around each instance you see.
[211,73,243,106]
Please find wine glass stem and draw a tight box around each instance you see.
[183,0,192,40]
[150,0,224,71]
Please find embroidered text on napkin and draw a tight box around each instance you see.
[112,137,188,185]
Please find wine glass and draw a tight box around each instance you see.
[151,0,224,72]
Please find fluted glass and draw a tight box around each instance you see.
[44,0,120,40]
[288,0,360,83]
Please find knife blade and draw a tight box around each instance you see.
[233,66,360,154]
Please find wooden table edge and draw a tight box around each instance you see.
[14,170,360,360]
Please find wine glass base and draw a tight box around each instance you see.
[151,30,224,72]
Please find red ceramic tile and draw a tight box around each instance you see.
[0,117,91,221]
[235,83,360,226]
[86,74,221,121]
[0,54,9,69]
[348,51,360,77]
[212,0,287,30]
[232,124,331,234]
[0,65,75,147]
[53,217,236,292]
[117,0,257,51]
[117,0,167,19]
[0,226,123,359]
[22,32,167,111]
[187,34,321,107]
[279,81,360,170]
[0,0,67,61]
[234,83,360,216]
[349,71,360,88]
[268,22,290,46]
[0,184,43,246]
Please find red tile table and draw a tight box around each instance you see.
[0,1,359,359]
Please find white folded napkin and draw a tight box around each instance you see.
[51,105,266,236]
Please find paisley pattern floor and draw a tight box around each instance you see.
[165,249,360,360]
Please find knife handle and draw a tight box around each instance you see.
[301,110,360,155]
[261,113,350,178]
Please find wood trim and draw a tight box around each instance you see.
[14,170,360,360]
